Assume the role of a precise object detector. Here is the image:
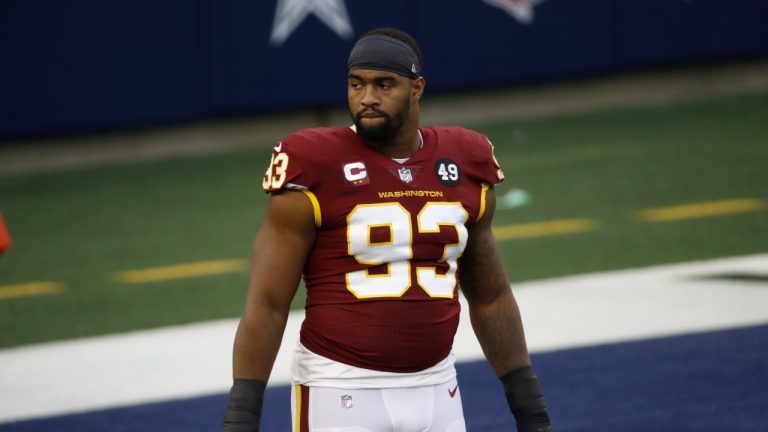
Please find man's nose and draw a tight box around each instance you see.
[360,86,379,107]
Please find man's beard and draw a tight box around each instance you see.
[351,99,410,144]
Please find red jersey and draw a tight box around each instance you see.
[262,126,503,373]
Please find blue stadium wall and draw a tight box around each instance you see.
[1,0,767,138]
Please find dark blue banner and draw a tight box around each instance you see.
[0,0,206,137]
[1,0,766,138]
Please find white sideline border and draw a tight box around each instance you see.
[1,254,767,423]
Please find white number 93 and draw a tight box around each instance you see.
[346,202,468,299]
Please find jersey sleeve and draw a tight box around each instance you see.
[261,134,317,194]
[464,128,505,186]
[484,134,505,184]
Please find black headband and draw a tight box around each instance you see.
[348,34,421,79]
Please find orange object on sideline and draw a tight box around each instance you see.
[0,213,12,255]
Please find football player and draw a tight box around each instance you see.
[223,27,551,431]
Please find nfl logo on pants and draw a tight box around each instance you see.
[340,394,353,409]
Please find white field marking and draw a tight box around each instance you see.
[0,254,767,423]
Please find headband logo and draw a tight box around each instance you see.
[411,64,418,75]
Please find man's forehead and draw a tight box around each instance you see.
[349,69,404,80]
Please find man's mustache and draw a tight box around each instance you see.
[355,107,389,121]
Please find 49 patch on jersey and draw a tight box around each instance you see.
[435,158,461,187]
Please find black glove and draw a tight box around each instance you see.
[500,367,551,432]
[222,379,266,432]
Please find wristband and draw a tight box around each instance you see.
[500,367,551,432]
[222,379,266,432]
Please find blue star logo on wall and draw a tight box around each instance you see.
[483,0,547,24]
[270,0,354,46]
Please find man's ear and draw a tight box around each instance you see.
[412,76,426,101]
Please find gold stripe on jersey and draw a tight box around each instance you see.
[477,183,490,222]
[302,190,322,227]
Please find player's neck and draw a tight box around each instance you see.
[373,128,421,159]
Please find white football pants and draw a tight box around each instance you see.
[291,377,466,431]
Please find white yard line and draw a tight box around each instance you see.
[1,254,767,423]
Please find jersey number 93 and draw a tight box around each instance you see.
[346,202,468,299]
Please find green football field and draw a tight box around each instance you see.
[0,90,766,349]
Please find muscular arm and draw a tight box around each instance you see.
[460,187,551,431]
[459,187,530,375]
[232,190,316,381]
